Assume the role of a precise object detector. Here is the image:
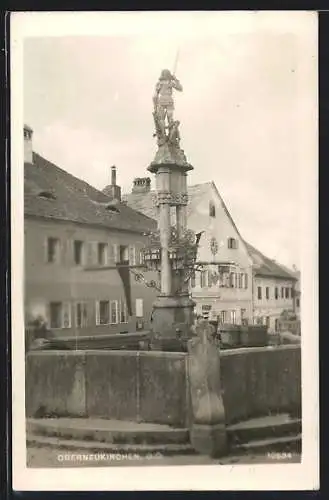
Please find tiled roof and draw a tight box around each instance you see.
[25,152,156,234]
[243,241,297,280]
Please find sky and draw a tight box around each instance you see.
[22,12,317,269]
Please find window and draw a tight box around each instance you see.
[244,273,248,289]
[129,245,136,266]
[296,298,300,308]
[275,319,279,332]
[135,298,144,318]
[49,302,62,329]
[75,302,88,328]
[285,287,289,299]
[257,286,262,300]
[46,237,60,263]
[209,201,216,217]
[119,245,129,263]
[275,287,279,300]
[110,300,119,324]
[281,287,284,298]
[49,302,71,329]
[220,310,228,324]
[200,270,208,288]
[73,240,84,265]
[202,304,211,320]
[120,300,128,323]
[229,273,235,288]
[190,271,196,288]
[266,287,270,299]
[238,273,243,288]
[241,308,248,325]
[228,237,238,249]
[230,310,236,325]
[97,243,107,266]
[96,300,110,325]
[265,316,270,328]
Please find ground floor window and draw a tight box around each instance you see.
[220,310,228,324]
[275,318,279,332]
[110,300,119,324]
[230,310,236,324]
[96,300,110,325]
[49,301,71,329]
[120,300,128,323]
[75,302,88,328]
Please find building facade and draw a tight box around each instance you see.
[244,242,298,333]
[124,180,254,325]
[24,126,157,338]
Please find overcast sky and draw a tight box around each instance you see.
[22,12,317,269]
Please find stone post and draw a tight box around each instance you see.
[187,320,227,457]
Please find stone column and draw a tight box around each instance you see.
[158,202,172,296]
[187,320,227,457]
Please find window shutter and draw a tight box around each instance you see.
[108,242,114,265]
[129,245,136,266]
[95,301,100,325]
[86,241,97,265]
[110,300,118,324]
[135,298,143,317]
[44,236,48,263]
[62,302,71,328]
[113,244,119,263]
[103,243,109,266]
[245,273,248,289]
[66,239,74,265]
[57,239,63,264]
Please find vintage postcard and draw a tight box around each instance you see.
[10,10,319,491]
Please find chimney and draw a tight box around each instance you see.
[111,165,116,186]
[102,165,121,201]
[24,124,33,164]
[132,177,151,194]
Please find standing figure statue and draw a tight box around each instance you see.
[153,69,183,146]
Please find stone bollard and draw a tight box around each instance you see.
[187,320,227,457]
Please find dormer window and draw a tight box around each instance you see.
[105,204,120,213]
[228,237,238,249]
[38,190,57,200]
[209,201,216,218]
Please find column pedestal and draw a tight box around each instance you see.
[150,295,195,352]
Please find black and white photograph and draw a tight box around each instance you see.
[11,11,318,491]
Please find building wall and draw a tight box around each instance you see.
[253,276,295,332]
[187,187,253,323]
[25,217,157,337]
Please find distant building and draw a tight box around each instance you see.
[244,242,298,333]
[24,126,157,337]
[124,180,254,325]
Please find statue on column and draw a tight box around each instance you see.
[153,69,183,147]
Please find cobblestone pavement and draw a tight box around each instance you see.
[27,446,301,468]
